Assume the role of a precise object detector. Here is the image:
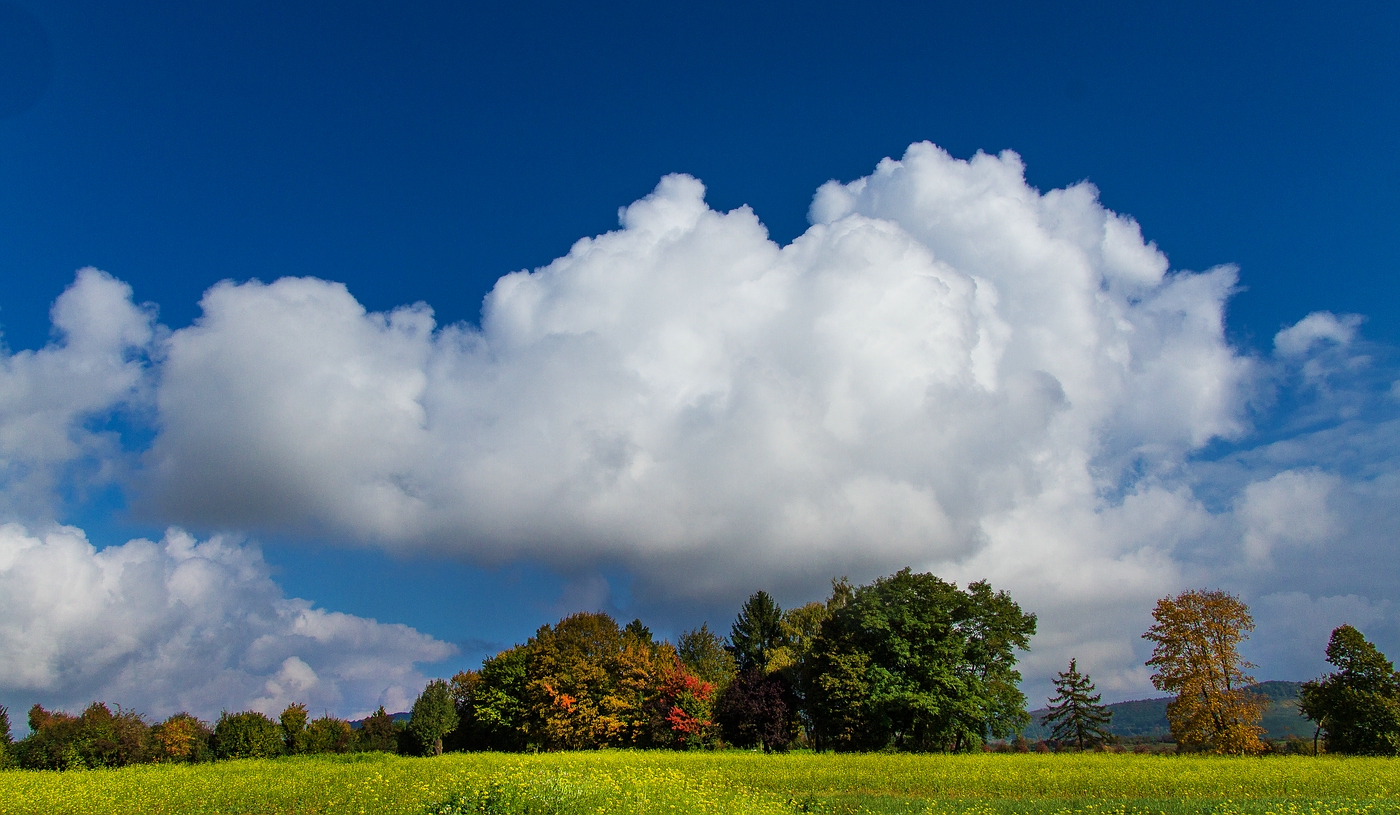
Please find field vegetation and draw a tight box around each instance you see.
[2,751,1398,815]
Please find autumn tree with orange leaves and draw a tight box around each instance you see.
[525,612,677,749]
[1143,589,1266,754]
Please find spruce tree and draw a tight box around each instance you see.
[1041,658,1112,750]
[729,590,785,673]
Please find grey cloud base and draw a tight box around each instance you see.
[2,142,1397,707]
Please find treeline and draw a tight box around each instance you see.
[0,568,1037,768]
[7,577,1398,768]
[444,568,1035,753]
[0,701,410,770]
[1032,589,1400,756]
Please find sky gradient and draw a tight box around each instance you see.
[1,0,1398,723]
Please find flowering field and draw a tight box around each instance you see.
[2,752,1399,815]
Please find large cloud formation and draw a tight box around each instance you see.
[4,142,1398,704]
[0,523,454,722]
[147,147,1248,586]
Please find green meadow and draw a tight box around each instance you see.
[2,752,1398,815]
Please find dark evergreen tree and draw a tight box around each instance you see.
[1300,624,1400,755]
[624,618,654,643]
[1041,658,1112,750]
[729,590,785,673]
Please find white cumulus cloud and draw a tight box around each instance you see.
[0,523,455,723]
[0,269,154,521]
[142,146,1252,604]
[7,141,1400,703]
[1275,311,1364,357]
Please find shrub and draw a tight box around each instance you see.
[151,713,213,763]
[305,715,352,754]
[353,706,401,753]
[213,711,283,759]
[13,703,152,769]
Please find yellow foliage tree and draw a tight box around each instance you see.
[526,612,672,749]
[1142,589,1266,754]
[150,713,208,762]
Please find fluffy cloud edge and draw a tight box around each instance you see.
[0,522,456,723]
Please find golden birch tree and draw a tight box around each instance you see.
[1143,589,1266,754]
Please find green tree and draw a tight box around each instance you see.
[213,711,283,759]
[455,645,532,751]
[677,623,737,692]
[1041,659,1113,750]
[305,715,353,753]
[75,702,153,768]
[352,706,400,753]
[279,702,310,755]
[729,591,786,674]
[409,679,459,756]
[804,568,1036,752]
[1143,589,1266,754]
[1299,624,1400,755]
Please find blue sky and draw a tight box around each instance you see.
[1,0,1398,720]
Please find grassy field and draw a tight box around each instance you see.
[2,751,1398,815]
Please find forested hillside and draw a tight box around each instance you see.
[1022,681,1311,741]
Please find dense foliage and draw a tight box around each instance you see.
[805,570,1036,752]
[409,680,459,756]
[1299,624,1400,755]
[0,706,11,769]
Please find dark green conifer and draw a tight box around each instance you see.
[1041,658,1113,750]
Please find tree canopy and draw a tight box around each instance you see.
[1299,624,1400,755]
[1143,589,1266,754]
[409,678,459,756]
[804,568,1036,752]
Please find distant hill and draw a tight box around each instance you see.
[1022,681,1314,741]
[348,711,411,730]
